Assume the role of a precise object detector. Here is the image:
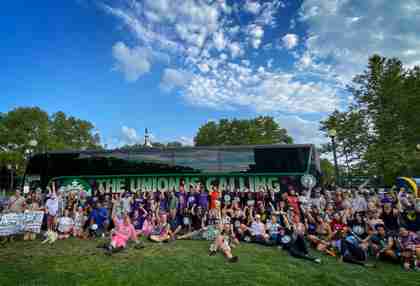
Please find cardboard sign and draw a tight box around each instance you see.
[0,211,44,236]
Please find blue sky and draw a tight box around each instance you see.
[2,1,420,148]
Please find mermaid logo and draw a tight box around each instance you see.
[60,178,92,196]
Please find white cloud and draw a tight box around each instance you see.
[228,42,242,58]
[112,42,151,82]
[247,25,264,49]
[282,33,299,50]
[276,114,326,145]
[213,31,226,51]
[160,68,191,92]
[244,1,261,14]
[182,68,339,114]
[179,136,194,146]
[121,125,141,144]
[103,1,343,117]
[299,0,420,81]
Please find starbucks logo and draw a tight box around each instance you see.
[301,174,317,189]
[61,178,92,196]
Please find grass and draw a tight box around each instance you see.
[0,238,419,286]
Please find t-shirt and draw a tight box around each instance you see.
[169,216,181,231]
[250,221,265,236]
[210,191,219,209]
[89,207,108,229]
[199,192,209,209]
[330,220,346,233]
[169,196,179,210]
[9,196,25,213]
[371,234,391,249]
[348,220,368,239]
[58,217,74,233]
[381,212,399,233]
[114,219,137,241]
[46,198,59,216]
[402,211,420,232]
[121,197,132,214]
[266,221,280,237]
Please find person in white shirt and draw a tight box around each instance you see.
[249,214,269,243]
[352,191,368,213]
[58,209,74,239]
[45,193,59,231]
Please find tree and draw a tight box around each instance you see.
[321,55,420,184]
[0,107,102,174]
[194,116,293,146]
[49,111,101,150]
[320,159,335,187]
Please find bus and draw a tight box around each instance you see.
[23,144,321,195]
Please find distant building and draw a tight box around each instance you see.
[144,128,152,148]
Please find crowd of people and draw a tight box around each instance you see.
[1,181,420,271]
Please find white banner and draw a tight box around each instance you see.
[0,211,44,236]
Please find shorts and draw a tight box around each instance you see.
[47,215,56,226]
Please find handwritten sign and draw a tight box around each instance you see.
[0,211,44,236]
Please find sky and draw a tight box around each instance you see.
[2,0,420,148]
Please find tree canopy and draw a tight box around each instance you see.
[0,107,101,174]
[320,55,420,185]
[194,116,293,146]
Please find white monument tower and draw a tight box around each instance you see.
[144,128,152,147]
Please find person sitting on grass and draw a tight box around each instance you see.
[280,223,321,264]
[339,226,373,267]
[168,210,182,240]
[209,223,239,263]
[104,213,144,255]
[265,214,281,244]
[397,227,420,271]
[149,214,171,243]
[248,214,270,244]
[73,206,87,239]
[370,224,398,262]
[88,202,109,238]
[57,209,74,240]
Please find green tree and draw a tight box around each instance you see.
[320,159,335,187]
[321,55,420,184]
[0,107,102,174]
[49,111,101,150]
[194,116,293,146]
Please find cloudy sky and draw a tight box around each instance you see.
[2,0,420,147]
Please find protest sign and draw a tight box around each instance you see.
[0,211,44,236]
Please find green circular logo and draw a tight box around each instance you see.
[60,178,92,196]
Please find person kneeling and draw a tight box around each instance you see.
[209,223,239,263]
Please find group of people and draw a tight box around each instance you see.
[2,181,420,270]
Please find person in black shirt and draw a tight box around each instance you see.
[380,203,400,236]
[370,224,398,261]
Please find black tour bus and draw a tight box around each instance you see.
[23,144,321,195]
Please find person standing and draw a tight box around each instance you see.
[8,190,26,213]
[45,193,59,231]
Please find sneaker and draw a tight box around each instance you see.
[209,251,217,256]
[314,258,321,264]
[135,242,145,249]
[229,256,239,263]
[364,263,375,268]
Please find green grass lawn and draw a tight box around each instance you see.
[0,238,419,286]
